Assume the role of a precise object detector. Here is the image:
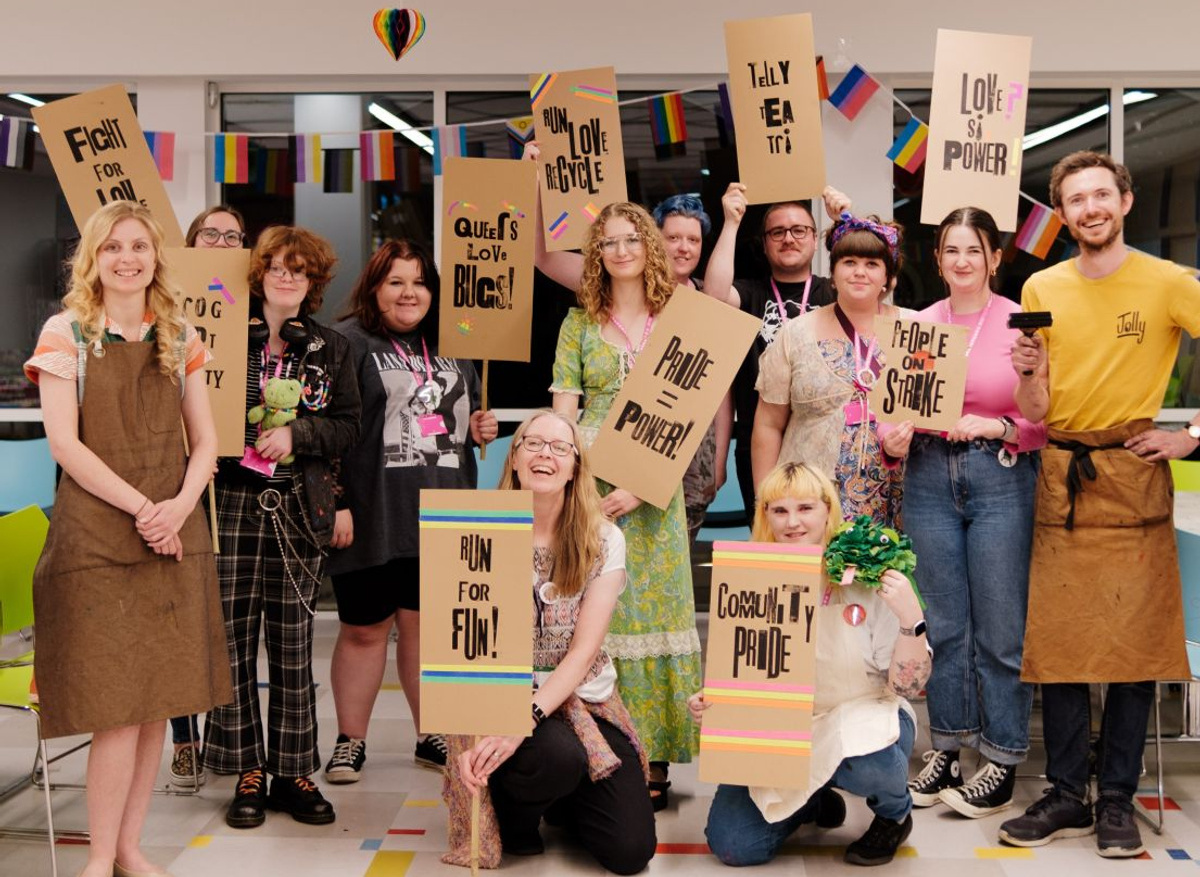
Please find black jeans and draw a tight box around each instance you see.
[1042,681,1154,799]
[489,718,656,875]
[734,440,756,526]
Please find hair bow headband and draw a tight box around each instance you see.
[830,212,900,264]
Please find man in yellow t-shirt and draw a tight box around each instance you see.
[1002,151,1200,859]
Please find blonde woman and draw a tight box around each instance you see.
[25,201,230,877]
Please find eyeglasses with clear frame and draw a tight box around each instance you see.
[765,225,816,243]
[598,234,645,254]
[517,435,578,457]
[267,264,309,282]
[196,227,246,247]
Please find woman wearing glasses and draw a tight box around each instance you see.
[203,226,361,830]
[324,239,497,782]
[444,411,656,873]
[547,202,702,811]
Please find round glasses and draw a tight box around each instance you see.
[517,436,577,457]
[267,264,309,282]
[599,234,645,254]
[765,225,816,243]
[196,227,245,247]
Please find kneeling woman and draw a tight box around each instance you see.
[692,463,930,867]
[444,411,656,875]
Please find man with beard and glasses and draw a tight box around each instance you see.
[1003,150,1200,859]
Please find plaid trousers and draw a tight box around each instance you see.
[202,478,325,778]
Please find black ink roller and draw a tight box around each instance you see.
[1007,311,1053,375]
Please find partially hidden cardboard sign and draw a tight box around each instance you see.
[587,287,760,509]
[419,489,534,737]
[699,542,822,789]
[167,248,251,457]
[529,66,627,251]
[868,316,969,433]
[920,29,1033,232]
[723,14,826,204]
[33,84,184,246]
[438,157,537,361]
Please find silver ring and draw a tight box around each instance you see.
[491,752,500,760]
[257,488,283,512]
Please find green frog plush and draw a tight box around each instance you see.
[248,376,302,464]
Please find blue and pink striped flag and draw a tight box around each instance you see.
[886,118,928,173]
[290,134,322,184]
[143,131,175,181]
[1015,203,1064,260]
[828,64,880,121]
[0,118,35,170]
[213,134,249,184]
[432,125,467,176]
[360,130,396,181]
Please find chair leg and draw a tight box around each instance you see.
[38,736,58,877]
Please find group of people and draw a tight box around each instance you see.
[23,146,1200,877]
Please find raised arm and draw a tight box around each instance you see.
[703,182,746,308]
[526,141,584,294]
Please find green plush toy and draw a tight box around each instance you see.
[824,515,925,609]
[248,376,302,465]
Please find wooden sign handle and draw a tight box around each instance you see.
[470,732,481,877]
[479,360,491,461]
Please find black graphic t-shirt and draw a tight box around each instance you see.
[732,275,833,443]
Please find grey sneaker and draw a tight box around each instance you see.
[999,787,1094,847]
[169,745,206,787]
[1094,794,1145,858]
[940,761,1015,818]
[908,749,961,807]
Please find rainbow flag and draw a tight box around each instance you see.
[290,134,322,184]
[828,64,880,121]
[0,118,35,170]
[648,93,688,160]
[432,125,467,176]
[1015,203,1064,260]
[506,116,535,159]
[360,130,396,181]
[213,134,249,184]
[886,118,928,173]
[815,56,830,101]
[323,149,355,193]
[143,131,175,181]
[716,83,735,147]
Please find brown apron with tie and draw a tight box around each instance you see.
[33,339,232,738]
[1021,419,1189,683]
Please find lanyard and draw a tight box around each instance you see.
[259,342,287,397]
[941,293,994,358]
[833,303,879,391]
[389,334,434,387]
[608,312,655,363]
[770,275,813,324]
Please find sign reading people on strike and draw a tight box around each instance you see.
[920,29,1033,232]
[418,489,533,737]
[529,66,627,252]
[723,14,826,203]
[438,157,537,362]
[869,316,969,433]
[587,287,760,510]
[700,542,821,789]
[33,84,184,246]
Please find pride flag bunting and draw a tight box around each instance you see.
[1015,203,1064,260]
[432,125,468,176]
[716,83,735,147]
[290,134,322,184]
[828,64,880,121]
[648,93,688,160]
[213,134,249,184]
[0,118,35,170]
[360,130,396,181]
[886,118,928,173]
[143,131,175,181]
[253,147,292,196]
[323,148,355,193]
[506,116,535,159]
[815,56,830,101]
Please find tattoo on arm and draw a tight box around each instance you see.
[890,656,932,700]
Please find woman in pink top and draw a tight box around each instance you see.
[879,207,1045,820]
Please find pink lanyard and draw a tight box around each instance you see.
[608,313,655,363]
[770,275,813,324]
[942,293,994,358]
[389,335,434,387]
[259,342,286,396]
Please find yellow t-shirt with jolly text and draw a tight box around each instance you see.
[1022,250,1200,431]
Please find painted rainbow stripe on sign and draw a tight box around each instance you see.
[418,509,534,531]
[530,73,558,110]
[501,200,527,218]
[712,541,823,572]
[700,727,813,756]
[572,85,617,105]
[208,277,236,305]
[548,211,569,240]
[446,200,478,216]
[420,664,533,686]
[704,679,815,710]
[581,202,600,222]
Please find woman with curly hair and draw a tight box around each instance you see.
[546,201,702,810]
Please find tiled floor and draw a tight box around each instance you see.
[3,612,1200,877]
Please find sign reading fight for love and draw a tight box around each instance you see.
[587,287,760,510]
[438,157,537,362]
[167,249,251,457]
[869,316,969,433]
[723,14,826,203]
[920,29,1032,232]
[529,66,627,252]
[699,542,821,789]
[418,490,533,737]
[33,84,184,246]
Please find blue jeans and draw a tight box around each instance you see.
[171,714,200,747]
[903,436,1037,764]
[705,711,914,866]
[1043,681,1154,799]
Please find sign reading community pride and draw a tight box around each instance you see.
[32,84,184,246]
[700,542,821,789]
[920,29,1032,232]
[587,287,760,510]
[869,316,969,433]
[530,65,627,252]
[438,157,537,362]
[723,13,826,203]
[167,249,251,458]
[418,489,534,737]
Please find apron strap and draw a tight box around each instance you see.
[1049,438,1126,531]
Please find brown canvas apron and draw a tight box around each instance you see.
[33,340,233,738]
[1021,419,1189,683]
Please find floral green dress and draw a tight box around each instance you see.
[551,307,702,763]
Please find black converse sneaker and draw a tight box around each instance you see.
[324,733,366,784]
[414,733,448,770]
[940,761,1016,818]
[908,749,961,807]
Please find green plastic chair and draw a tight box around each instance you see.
[1171,459,1200,493]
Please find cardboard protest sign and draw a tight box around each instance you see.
[587,287,760,509]
[438,157,537,361]
[920,29,1033,232]
[723,14,826,203]
[419,490,534,737]
[167,249,251,457]
[529,66,626,251]
[700,542,822,789]
[32,85,184,246]
[869,316,969,433]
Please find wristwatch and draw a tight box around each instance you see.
[998,415,1018,443]
[898,619,927,638]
